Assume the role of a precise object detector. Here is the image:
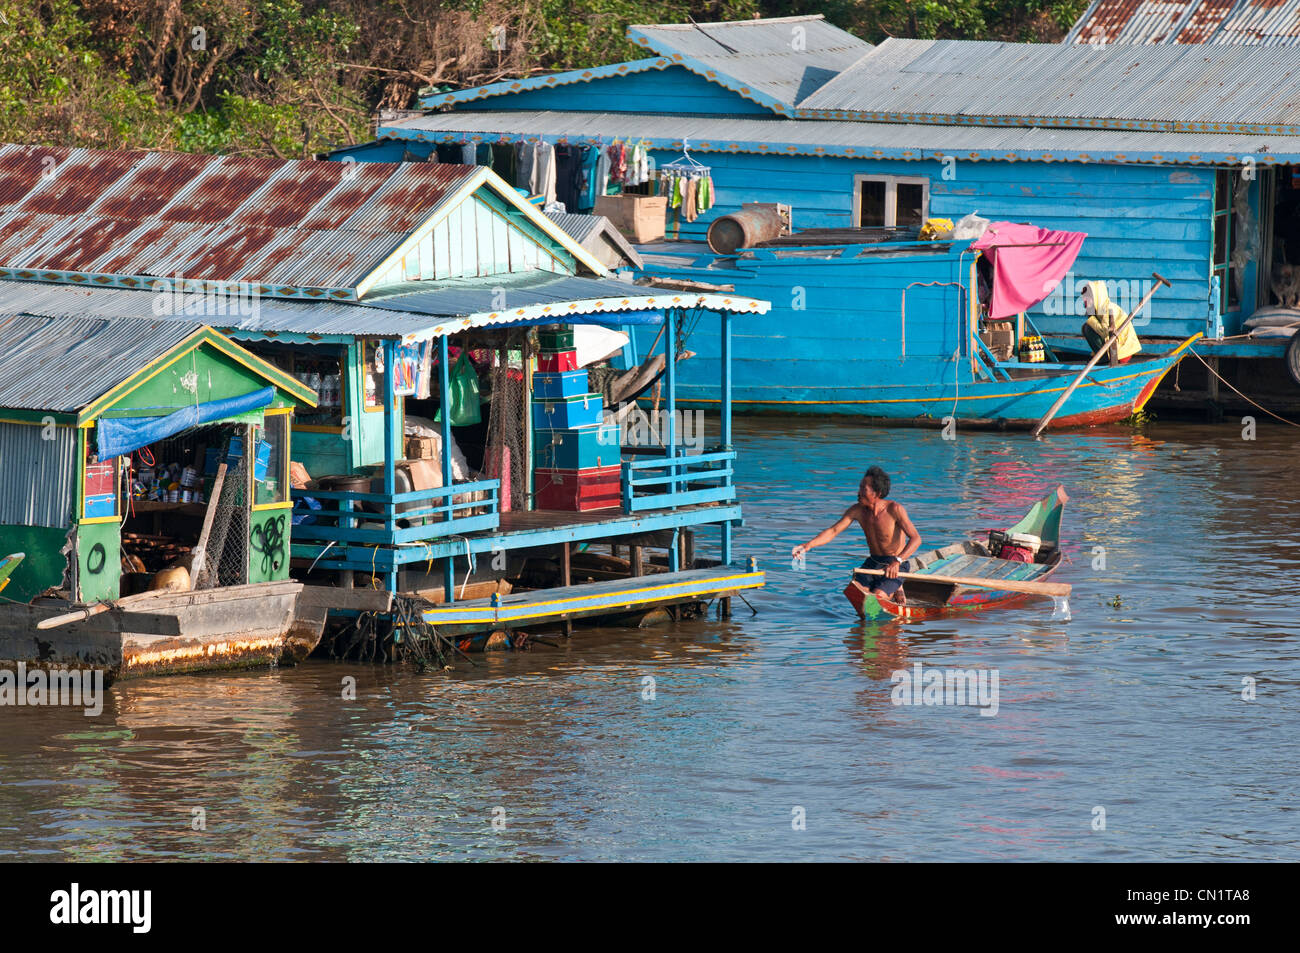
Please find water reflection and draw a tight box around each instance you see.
[2,418,1298,861]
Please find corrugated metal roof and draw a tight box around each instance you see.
[0,314,200,412]
[0,145,477,293]
[627,15,871,110]
[0,274,767,346]
[379,108,1300,165]
[1067,0,1300,45]
[1175,0,1240,41]
[1215,0,1300,44]
[1066,0,1199,45]
[798,38,1300,132]
[545,211,644,269]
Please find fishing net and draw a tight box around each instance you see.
[195,435,249,589]
[483,329,534,511]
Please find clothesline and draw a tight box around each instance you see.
[417,135,714,216]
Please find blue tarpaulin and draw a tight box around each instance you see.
[97,387,275,459]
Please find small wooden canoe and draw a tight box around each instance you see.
[0,553,23,594]
[845,486,1067,622]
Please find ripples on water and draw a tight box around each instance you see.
[2,420,1298,861]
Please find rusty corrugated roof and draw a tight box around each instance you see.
[0,145,478,293]
[1067,0,1300,45]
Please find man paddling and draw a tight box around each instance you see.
[792,466,922,603]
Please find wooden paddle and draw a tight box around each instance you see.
[35,589,176,630]
[188,462,227,590]
[854,567,1071,598]
[1030,272,1170,437]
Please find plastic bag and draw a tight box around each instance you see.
[952,212,991,241]
[434,351,483,426]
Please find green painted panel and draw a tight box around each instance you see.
[292,429,352,479]
[249,508,290,583]
[0,525,69,602]
[107,344,287,415]
[75,520,120,603]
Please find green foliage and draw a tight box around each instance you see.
[0,0,174,148]
[0,0,1091,156]
[765,0,1089,42]
[532,0,761,69]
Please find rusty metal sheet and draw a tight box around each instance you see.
[0,145,484,291]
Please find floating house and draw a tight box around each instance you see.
[337,15,1300,416]
[0,144,767,675]
[0,313,321,678]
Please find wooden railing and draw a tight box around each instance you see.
[290,479,500,545]
[621,451,735,513]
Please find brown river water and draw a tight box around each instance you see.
[2,417,1298,861]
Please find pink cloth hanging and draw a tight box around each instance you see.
[972,222,1087,320]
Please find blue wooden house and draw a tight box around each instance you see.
[331,16,1300,415]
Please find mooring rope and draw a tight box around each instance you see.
[1188,347,1300,429]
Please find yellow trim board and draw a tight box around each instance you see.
[79,515,121,525]
[424,572,765,623]
[252,501,294,511]
[77,327,317,424]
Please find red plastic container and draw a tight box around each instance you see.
[534,465,621,511]
[85,462,116,496]
[538,350,579,373]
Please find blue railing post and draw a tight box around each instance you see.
[721,310,733,565]
[382,339,399,593]
[665,308,679,572]
[439,334,455,603]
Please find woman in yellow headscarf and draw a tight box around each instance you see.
[1080,280,1141,364]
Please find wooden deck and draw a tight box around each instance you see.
[421,565,764,636]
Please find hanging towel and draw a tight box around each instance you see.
[536,142,557,204]
[683,177,698,223]
[460,142,476,165]
[594,147,611,198]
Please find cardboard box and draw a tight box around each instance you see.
[595,195,667,243]
[405,436,438,460]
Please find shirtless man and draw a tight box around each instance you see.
[791,466,922,602]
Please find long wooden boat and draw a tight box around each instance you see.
[844,486,1067,622]
[0,581,328,683]
[630,233,1199,427]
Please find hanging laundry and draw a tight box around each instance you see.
[697,175,714,213]
[491,142,517,183]
[553,144,586,213]
[594,146,611,200]
[460,142,476,166]
[535,141,558,205]
[476,143,493,166]
[579,145,599,211]
[515,140,535,192]
[683,177,698,223]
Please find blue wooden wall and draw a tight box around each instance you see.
[337,114,1233,338]
[637,149,1223,339]
[448,66,774,116]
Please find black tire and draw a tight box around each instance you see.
[1287,333,1300,386]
